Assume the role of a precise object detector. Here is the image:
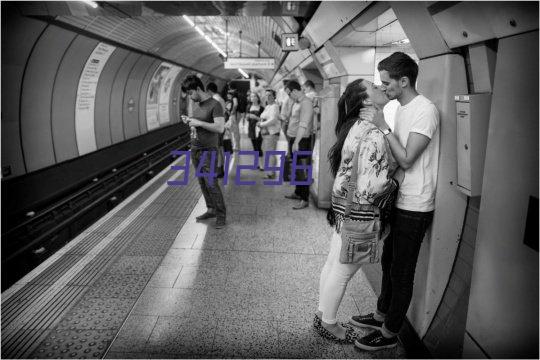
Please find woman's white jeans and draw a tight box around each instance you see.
[318,230,362,324]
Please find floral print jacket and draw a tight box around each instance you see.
[331,119,398,232]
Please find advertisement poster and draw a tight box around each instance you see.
[75,42,116,155]
[158,65,182,125]
[146,62,172,131]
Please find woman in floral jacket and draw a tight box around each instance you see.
[314,79,398,342]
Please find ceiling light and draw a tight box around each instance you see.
[80,0,98,8]
[190,24,228,59]
[182,15,195,27]
[238,68,249,78]
[390,38,410,46]
[194,26,205,37]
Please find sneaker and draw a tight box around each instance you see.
[349,313,383,330]
[292,200,308,210]
[196,212,216,221]
[354,330,397,351]
[214,218,226,229]
[284,193,302,200]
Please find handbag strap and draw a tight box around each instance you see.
[344,129,380,218]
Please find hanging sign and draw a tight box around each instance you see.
[281,33,299,51]
[224,57,275,69]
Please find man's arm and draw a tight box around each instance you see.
[189,117,225,133]
[292,100,314,152]
[367,109,435,170]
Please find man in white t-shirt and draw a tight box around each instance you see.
[352,52,440,351]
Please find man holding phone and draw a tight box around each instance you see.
[181,75,227,229]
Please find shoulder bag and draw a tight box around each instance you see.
[339,140,390,264]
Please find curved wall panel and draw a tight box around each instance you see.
[94,48,129,149]
[52,35,98,162]
[138,60,161,135]
[1,12,46,178]
[123,55,154,140]
[110,52,141,144]
[20,25,77,172]
[169,75,182,124]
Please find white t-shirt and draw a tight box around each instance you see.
[394,95,439,212]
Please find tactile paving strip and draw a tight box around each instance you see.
[3,169,201,359]
[66,232,109,255]
[56,298,136,330]
[27,255,84,285]
[122,235,176,256]
[106,256,162,274]
[30,329,115,359]
[85,273,153,299]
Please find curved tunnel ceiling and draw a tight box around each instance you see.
[54,13,296,81]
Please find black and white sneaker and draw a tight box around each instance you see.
[354,330,397,351]
[349,313,383,330]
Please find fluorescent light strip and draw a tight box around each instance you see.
[183,15,227,58]
[182,15,195,27]
[194,26,205,37]
[238,68,249,78]
[80,0,98,8]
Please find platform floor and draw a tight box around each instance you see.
[2,126,406,359]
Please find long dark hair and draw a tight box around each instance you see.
[327,79,369,177]
[326,79,369,227]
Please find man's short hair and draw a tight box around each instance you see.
[265,89,276,98]
[207,82,218,94]
[182,75,204,92]
[303,80,315,89]
[285,80,301,92]
[377,52,418,87]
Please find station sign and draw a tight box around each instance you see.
[224,57,275,69]
[281,33,299,51]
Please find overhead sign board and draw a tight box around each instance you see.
[224,57,275,69]
[281,33,299,51]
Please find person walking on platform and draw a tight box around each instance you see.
[315,79,398,343]
[256,89,281,179]
[283,80,314,209]
[181,75,227,229]
[207,82,226,178]
[246,93,265,169]
[352,52,439,351]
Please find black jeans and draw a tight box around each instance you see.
[377,208,434,335]
[192,148,226,220]
[250,135,263,158]
[287,137,312,201]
